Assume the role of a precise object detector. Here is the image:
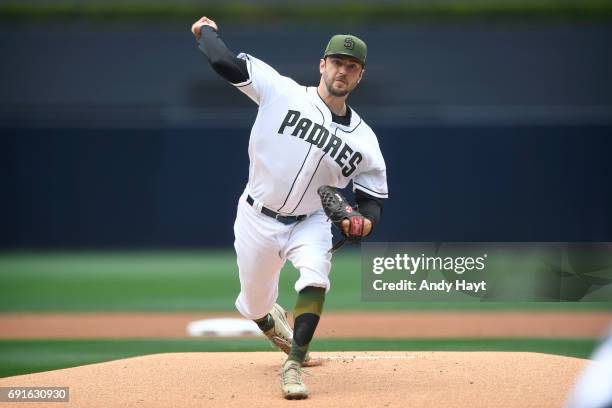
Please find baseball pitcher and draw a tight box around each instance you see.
[191,16,388,400]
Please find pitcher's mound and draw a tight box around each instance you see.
[0,352,587,407]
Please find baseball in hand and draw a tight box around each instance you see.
[191,16,218,39]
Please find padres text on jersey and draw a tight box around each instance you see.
[278,109,363,177]
[233,53,388,216]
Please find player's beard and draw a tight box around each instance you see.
[326,82,349,97]
[324,74,352,97]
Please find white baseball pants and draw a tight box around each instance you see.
[233,190,332,320]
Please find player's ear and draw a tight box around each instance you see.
[358,68,365,83]
[319,58,326,74]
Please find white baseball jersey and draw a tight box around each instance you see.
[232,53,388,216]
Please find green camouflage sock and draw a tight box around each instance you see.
[288,286,325,363]
[253,314,274,332]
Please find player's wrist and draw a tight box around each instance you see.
[201,24,218,33]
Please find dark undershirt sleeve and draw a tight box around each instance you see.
[355,189,384,231]
[197,26,249,84]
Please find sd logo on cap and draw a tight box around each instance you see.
[324,34,367,66]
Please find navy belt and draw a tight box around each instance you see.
[246,195,306,225]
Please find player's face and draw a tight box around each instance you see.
[320,56,364,97]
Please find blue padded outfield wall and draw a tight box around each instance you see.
[3,124,612,248]
[1,23,611,248]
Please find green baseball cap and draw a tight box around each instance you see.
[324,34,367,66]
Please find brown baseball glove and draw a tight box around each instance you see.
[317,185,364,252]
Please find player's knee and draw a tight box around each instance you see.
[296,251,331,277]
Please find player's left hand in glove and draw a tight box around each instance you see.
[317,186,372,251]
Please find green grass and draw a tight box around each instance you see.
[0,251,240,312]
[0,338,598,378]
[1,2,612,23]
[0,250,610,312]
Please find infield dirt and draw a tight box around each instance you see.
[1,311,610,339]
[0,351,587,407]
